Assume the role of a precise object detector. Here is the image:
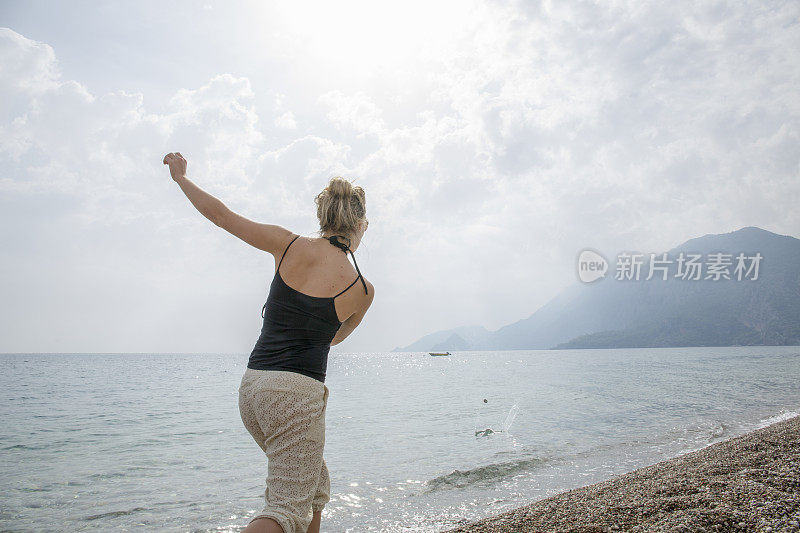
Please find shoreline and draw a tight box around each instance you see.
[443,415,800,532]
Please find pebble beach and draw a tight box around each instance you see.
[444,415,800,533]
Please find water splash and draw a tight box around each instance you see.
[502,404,519,432]
[474,403,520,437]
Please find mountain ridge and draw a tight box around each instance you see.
[393,226,800,351]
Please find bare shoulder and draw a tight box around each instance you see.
[340,277,375,326]
[278,230,301,251]
[363,279,375,303]
[257,224,297,257]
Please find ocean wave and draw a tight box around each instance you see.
[755,409,799,429]
[2,443,50,451]
[88,471,129,480]
[424,455,549,491]
[663,419,731,446]
[84,506,149,520]
[702,421,728,442]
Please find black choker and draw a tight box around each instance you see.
[327,235,351,253]
[326,235,368,295]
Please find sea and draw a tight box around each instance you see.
[1,346,799,532]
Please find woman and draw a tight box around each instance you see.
[163,152,375,533]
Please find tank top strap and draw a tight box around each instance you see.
[327,235,368,297]
[277,234,300,272]
[333,274,363,298]
[347,251,368,295]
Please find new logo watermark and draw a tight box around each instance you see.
[577,249,608,283]
[576,249,762,283]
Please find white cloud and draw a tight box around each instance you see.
[0,27,60,96]
[318,90,385,135]
[274,111,297,129]
[0,32,266,222]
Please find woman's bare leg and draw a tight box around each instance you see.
[307,510,322,533]
[241,511,320,533]
[242,517,285,533]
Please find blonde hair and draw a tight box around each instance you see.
[315,176,366,237]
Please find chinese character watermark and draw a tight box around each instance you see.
[576,249,762,283]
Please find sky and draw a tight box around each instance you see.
[1,0,798,354]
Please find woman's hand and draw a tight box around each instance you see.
[163,152,187,181]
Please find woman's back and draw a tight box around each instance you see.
[247,234,370,383]
[276,235,368,322]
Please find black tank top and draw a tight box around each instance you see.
[247,234,368,382]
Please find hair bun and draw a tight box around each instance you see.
[315,176,367,237]
[327,177,353,198]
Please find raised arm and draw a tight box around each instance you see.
[163,152,292,256]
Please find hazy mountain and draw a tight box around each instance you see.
[392,325,491,352]
[393,227,800,351]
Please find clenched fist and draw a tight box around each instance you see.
[163,152,187,181]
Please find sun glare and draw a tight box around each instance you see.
[266,0,473,73]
